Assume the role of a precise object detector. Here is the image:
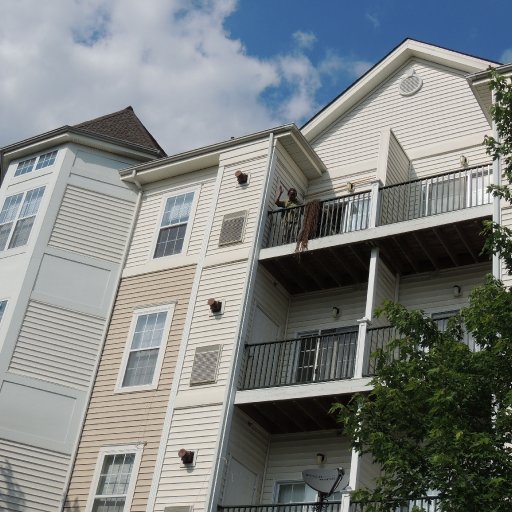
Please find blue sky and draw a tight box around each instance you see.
[1,0,511,154]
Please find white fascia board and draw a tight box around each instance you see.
[302,39,496,142]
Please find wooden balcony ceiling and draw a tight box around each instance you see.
[260,217,490,294]
[237,394,352,434]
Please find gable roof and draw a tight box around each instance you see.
[74,106,166,157]
[301,38,500,142]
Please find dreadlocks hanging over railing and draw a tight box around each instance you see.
[296,200,321,252]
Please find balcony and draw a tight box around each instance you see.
[349,497,441,511]
[266,165,492,250]
[240,331,358,391]
[219,502,343,512]
[261,165,492,294]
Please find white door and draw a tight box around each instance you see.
[222,457,258,506]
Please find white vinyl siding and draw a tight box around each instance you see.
[261,432,351,504]
[385,130,410,185]
[125,169,216,269]
[8,301,105,390]
[14,150,58,177]
[49,185,135,262]
[0,186,45,251]
[154,191,195,258]
[117,304,175,392]
[311,59,490,175]
[0,438,69,512]
[87,445,143,512]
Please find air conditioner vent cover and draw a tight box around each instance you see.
[190,345,222,385]
[219,210,247,246]
[399,69,423,97]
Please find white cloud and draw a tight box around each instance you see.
[318,50,372,80]
[292,30,317,50]
[365,12,380,29]
[501,48,512,64]
[0,0,370,154]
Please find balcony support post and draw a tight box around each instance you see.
[369,180,382,228]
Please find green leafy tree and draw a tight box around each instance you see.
[332,71,512,512]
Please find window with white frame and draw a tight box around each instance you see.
[153,191,195,258]
[117,304,174,391]
[88,445,143,512]
[0,300,6,324]
[14,150,58,177]
[0,186,45,252]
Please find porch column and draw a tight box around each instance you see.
[368,180,382,228]
[353,247,379,378]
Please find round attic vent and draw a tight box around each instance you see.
[399,69,423,96]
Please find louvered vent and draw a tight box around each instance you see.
[190,345,222,385]
[164,507,193,512]
[219,210,247,246]
[399,69,423,97]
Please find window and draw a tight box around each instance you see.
[0,186,45,252]
[117,305,174,391]
[88,445,143,512]
[0,300,6,323]
[276,482,317,504]
[154,191,195,258]
[14,150,58,177]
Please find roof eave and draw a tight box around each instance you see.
[302,39,498,142]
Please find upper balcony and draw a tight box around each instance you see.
[261,165,492,294]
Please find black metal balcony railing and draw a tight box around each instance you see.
[219,502,342,512]
[378,164,492,226]
[350,497,441,512]
[364,316,477,377]
[265,165,492,248]
[240,331,358,390]
[266,191,371,248]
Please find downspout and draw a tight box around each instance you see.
[206,132,278,512]
[60,169,144,510]
[491,89,502,280]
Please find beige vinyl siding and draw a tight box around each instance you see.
[64,265,195,512]
[385,131,410,185]
[261,431,351,503]
[8,301,104,390]
[154,404,224,512]
[286,286,367,338]
[397,262,490,312]
[410,144,490,180]
[0,439,69,512]
[125,168,216,268]
[220,409,270,504]
[179,260,248,392]
[48,185,134,262]
[312,59,490,176]
[207,141,269,256]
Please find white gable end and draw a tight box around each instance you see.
[310,57,491,179]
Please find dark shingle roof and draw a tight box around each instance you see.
[74,106,166,156]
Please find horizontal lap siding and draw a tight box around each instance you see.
[410,144,490,179]
[261,432,351,503]
[312,59,489,176]
[64,266,195,512]
[125,168,216,268]
[221,409,269,504]
[207,141,269,256]
[287,287,367,337]
[374,259,396,317]
[0,439,69,512]
[386,132,410,185]
[9,301,104,389]
[154,404,224,511]
[502,205,512,287]
[398,262,490,312]
[49,185,134,262]
[179,261,248,392]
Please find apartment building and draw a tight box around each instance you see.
[0,107,165,511]
[0,38,506,512]
[59,38,507,512]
